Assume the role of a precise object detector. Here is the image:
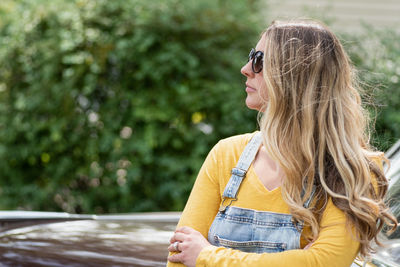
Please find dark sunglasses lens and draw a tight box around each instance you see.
[252,52,263,73]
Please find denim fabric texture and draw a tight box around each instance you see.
[208,206,303,253]
[208,132,313,253]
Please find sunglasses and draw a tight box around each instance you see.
[248,48,264,73]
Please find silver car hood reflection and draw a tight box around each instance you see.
[0,212,180,267]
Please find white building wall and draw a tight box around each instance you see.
[265,0,400,32]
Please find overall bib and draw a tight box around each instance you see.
[207,132,315,253]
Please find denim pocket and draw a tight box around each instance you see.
[214,235,287,253]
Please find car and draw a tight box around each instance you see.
[366,139,400,267]
[0,141,399,267]
[352,139,400,267]
[0,211,180,266]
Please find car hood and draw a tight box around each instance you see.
[0,213,180,267]
[369,238,400,267]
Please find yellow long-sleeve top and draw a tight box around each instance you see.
[168,132,367,267]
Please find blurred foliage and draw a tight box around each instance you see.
[0,0,399,214]
[343,26,400,151]
[0,0,262,213]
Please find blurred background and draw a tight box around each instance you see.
[0,0,399,214]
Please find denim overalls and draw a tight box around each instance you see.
[208,132,315,253]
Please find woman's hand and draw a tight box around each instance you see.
[168,226,211,267]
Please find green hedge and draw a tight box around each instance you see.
[0,0,261,213]
[0,1,398,213]
[344,27,400,151]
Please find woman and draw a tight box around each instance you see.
[167,19,397,267]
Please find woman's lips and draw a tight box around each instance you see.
[246,86,257,93]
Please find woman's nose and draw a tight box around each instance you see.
[241,60,254,77]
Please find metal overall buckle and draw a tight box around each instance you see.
[219,197,237,213]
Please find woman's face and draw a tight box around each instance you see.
[240,34,267,111]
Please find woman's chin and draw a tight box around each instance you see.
[245,98,263,111]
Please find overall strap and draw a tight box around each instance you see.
[219,131,315,211]
[220,132,262,211]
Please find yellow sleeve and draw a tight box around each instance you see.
[196,199,360,267]
[167,141,223,267]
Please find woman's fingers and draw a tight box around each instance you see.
[175,226,193,234]
[167,227,210,267]
[169,226,196,244]
[168,243,177,252]
[170,226,195,242]
[168,252,184,263]
[169,232,186,243]
[168,241,182,252]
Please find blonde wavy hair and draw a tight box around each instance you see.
[258,19,397,257]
